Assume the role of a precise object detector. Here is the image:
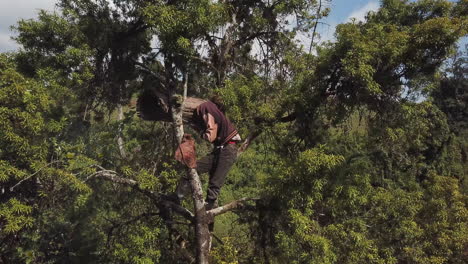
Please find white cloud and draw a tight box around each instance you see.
[313,0,380,47]
[0,0,57,52]
[346,1,379,22]
[317,20,338,44]
[0,33,17,52]
[285,8,337,53]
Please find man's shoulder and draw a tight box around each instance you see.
[198,101,219,113]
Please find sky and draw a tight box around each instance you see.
[317,0,380,43]
[0,0,58,52]
[1,0,465,53]
[0,0,384,53]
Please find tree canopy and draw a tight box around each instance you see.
[1,0,467,263]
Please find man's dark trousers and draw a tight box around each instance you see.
[197,143,238,203]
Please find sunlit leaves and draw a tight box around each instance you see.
[1,0,467,263]
[0,199,34,234]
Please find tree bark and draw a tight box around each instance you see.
[117,105,127,159]
[207,197,259,217]
[187,168,211,264]
[170,94,210,264]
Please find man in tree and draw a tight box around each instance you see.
[176,95,241,210]
[137,92,241,210]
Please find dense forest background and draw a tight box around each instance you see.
[1,0,467,263]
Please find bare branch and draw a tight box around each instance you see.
[207,197,259,217]
[234,31,275,47]
[177,237,196,264]
[134,61,167,89]
[237,131,262,155]
[117,105,127,159]
[10,161,61,191]
[183,72,188,101]
[237,112,297,155]
[212,233,225,245]
[86,169,137,185]
[105,212,160,248]
[86,169,195,220]
[160,197,195,220]
[309,0,322,54]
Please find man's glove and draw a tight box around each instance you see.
[175,134,197,168]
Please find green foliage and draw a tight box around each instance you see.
[1,0,467,263]
[210,237,240,264]
[0,199,34,234]
[13,10,94,89]
[0,53,94,261]
[276,209,336,264]
[111,225,162,264]
[296,0,466,141]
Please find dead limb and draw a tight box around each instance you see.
[86,169,137,185]
[237,131,262,156]
[104,212,159,248]
[207,197,259,217]
[10,161,62,192]
[117,105,127,159]
[238,112,297,155]
[86,168,196,262]
[309,0,322,54]
[86,169,194,221]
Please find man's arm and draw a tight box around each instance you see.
[202,113,218,142]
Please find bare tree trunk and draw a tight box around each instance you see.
[309,0,322,54]
[117,105,127,159]
[170,94,210,264]
[187,168,211,264]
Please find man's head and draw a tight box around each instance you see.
[210,94,226,113]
